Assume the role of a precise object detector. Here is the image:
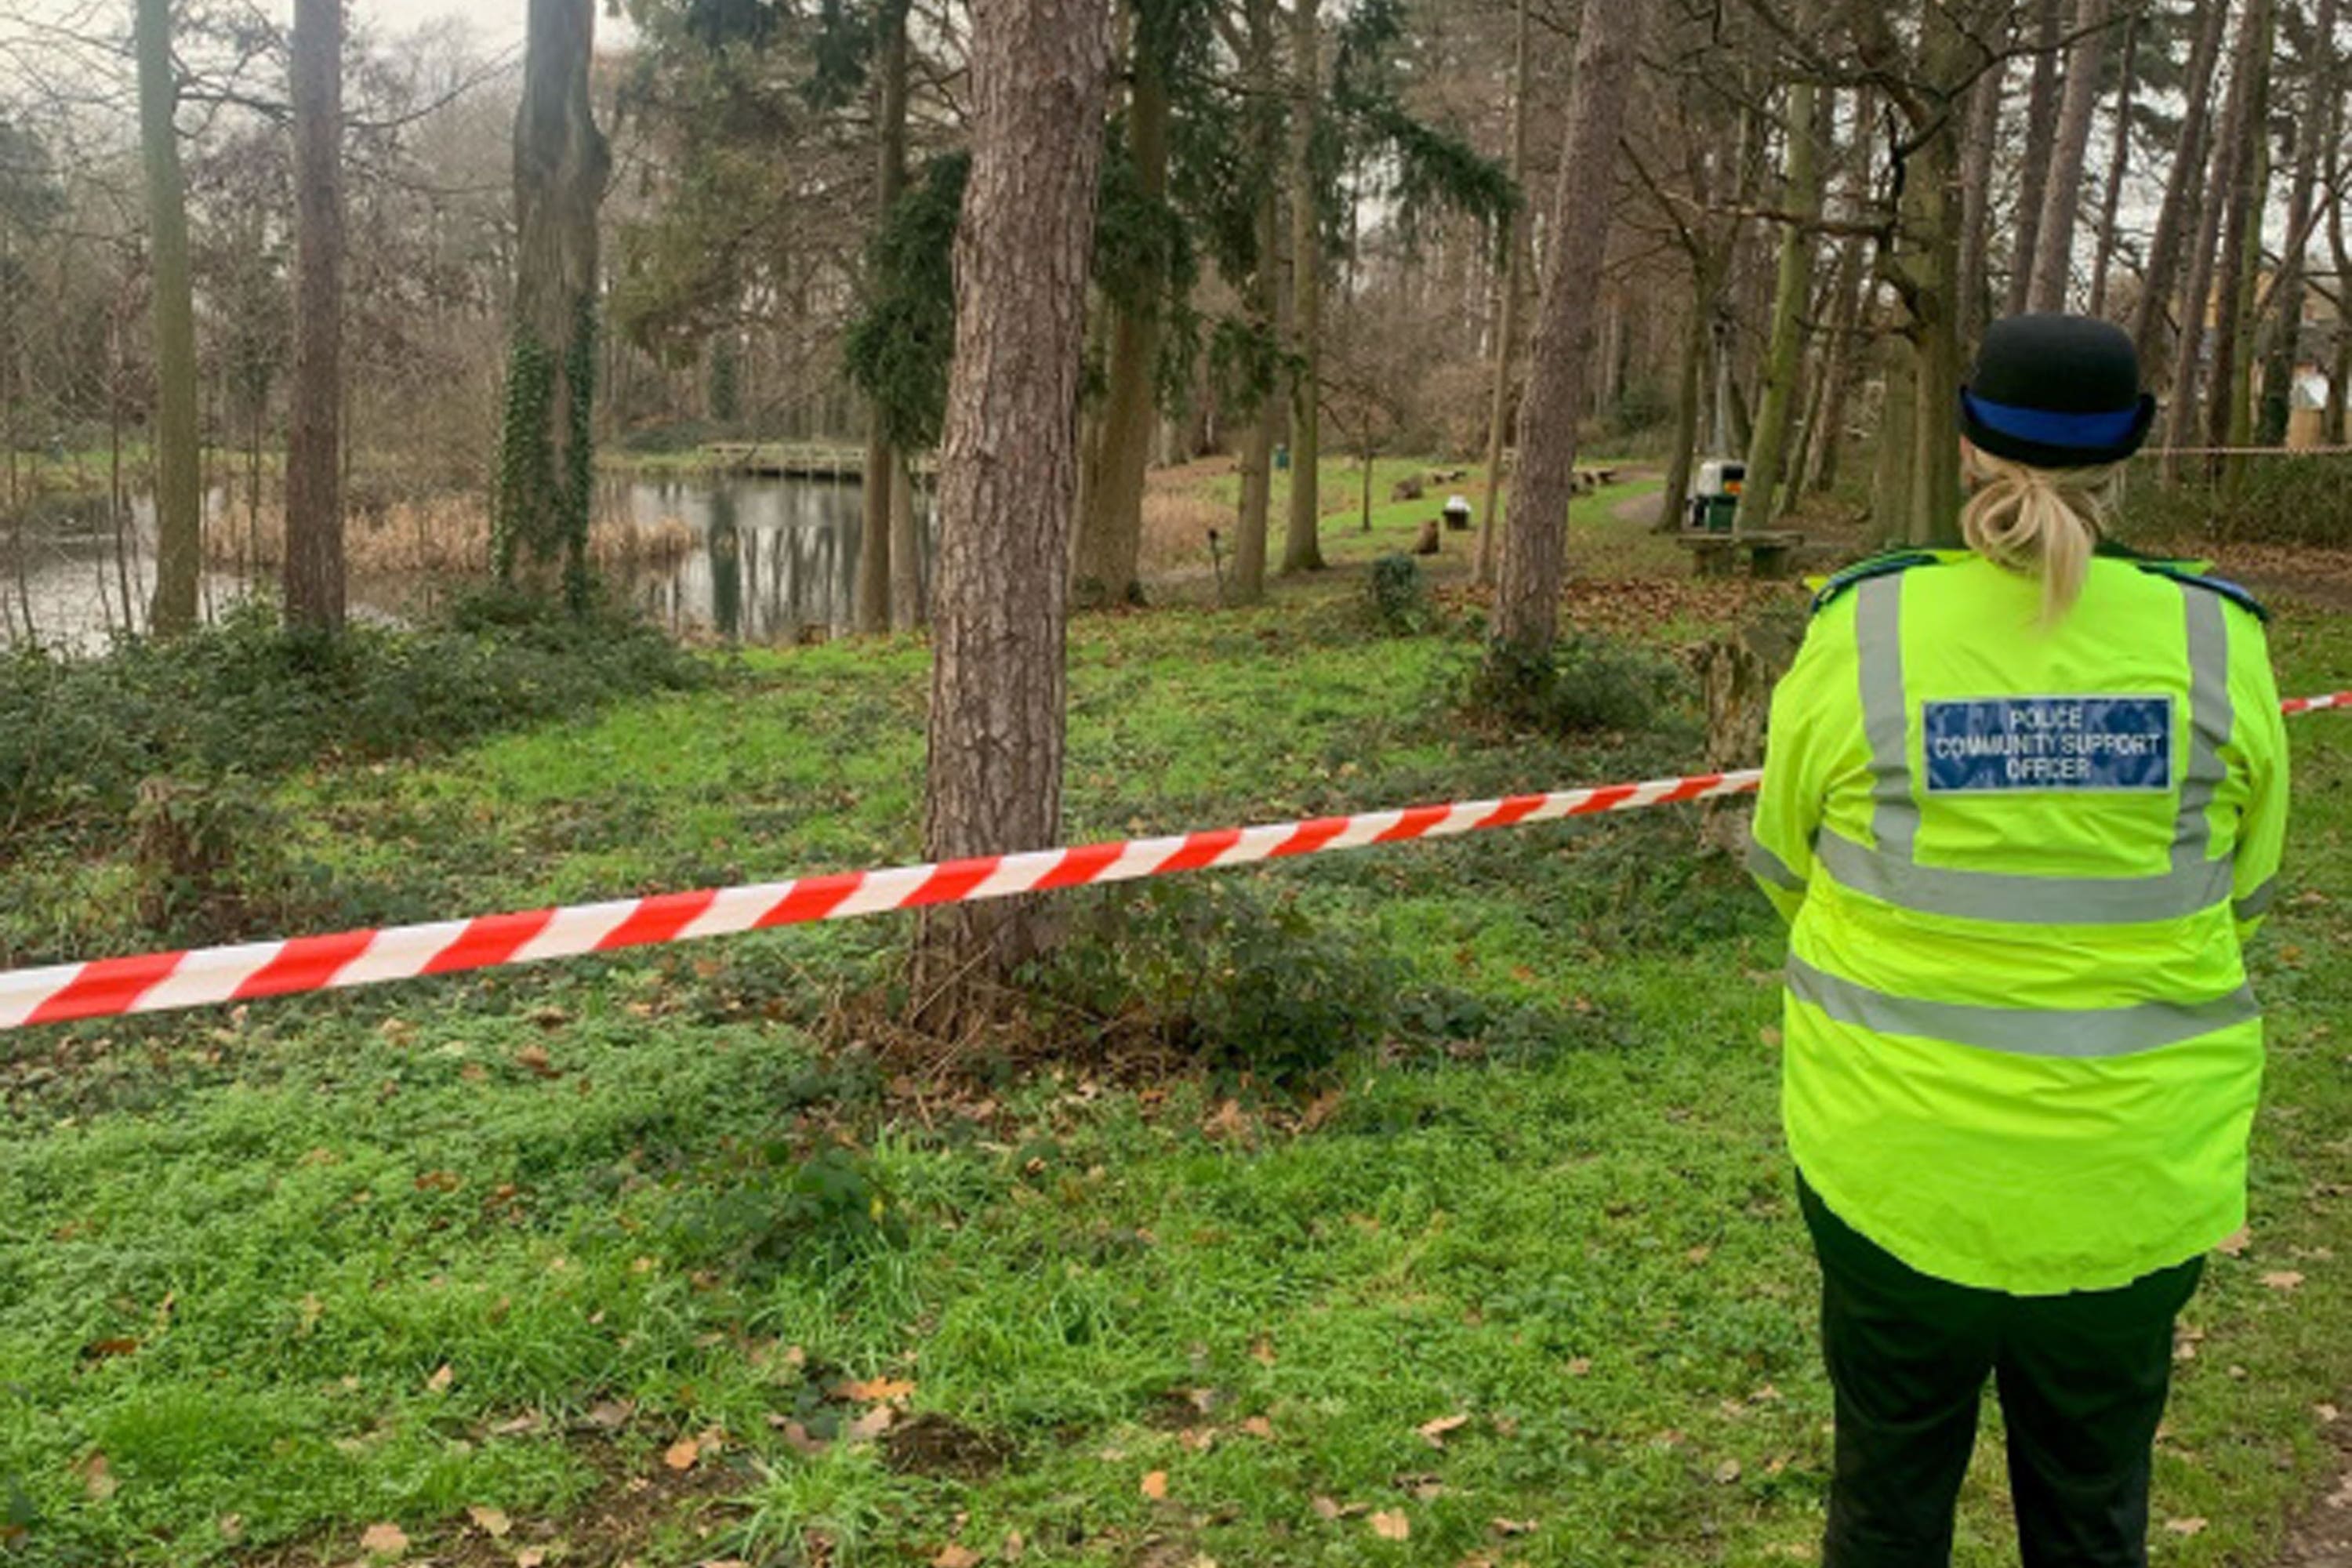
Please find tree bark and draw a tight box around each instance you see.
[2209,0,2274,477]
[2132,0,2232,380]
[1229,0,1279,604]
[494,0,611,607]
[136,0,202,638]
[2002,0,2064,318]
[2259,0,2331,446]
[1737,75,1822,533]
[891,449,924,629]
[1809,237,1867,493]
[1073,4,1172,609]
[2025,0,2111,313]
[2165,0,2263,481]
[1658,279,1708,530]
[1280,0,1326,575]
[858,0,912,634]
[1475,0,1532,586]
[2085,4,2139,318]
[284,0,346,633]
[1956,54,2004,343]
[1488,0,1649,670]
[917,0,1112,1008]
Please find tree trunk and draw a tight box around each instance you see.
[1280,0,1325,575]
[1488,0,1649,670]
[2025,0,2111,313]
[1475,0,1532,586]
[1956,56,2004,343]
[2259,0,2332,446]
[2328,77,2350,444]
[2132,0,2233,380]
[1229,0,1279,604]
[2209,0,2274,480]
[891,452,924,629]
[136,0,201,638]
[284,0,346,633]
[1737,75,1821,533]
[1809,238,1867,492]
[916,0,1112,1008]
[2085,4,2140,319]
[1870,333,1915,543]
[1073,5,1171,609]
[493,0,612,608]
[2166,0,2263,481]
[1658,281,1708,530]
[2002,0,2064,318]
[858,0,913,633]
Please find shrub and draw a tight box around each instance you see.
[0,594,706,851]
[1029,880,1398,1087]
[661,1142,904,1285]
[1367,554,1432,634]
[2117,456,2352,548]
[1467,631,1682,735]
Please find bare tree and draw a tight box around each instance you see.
[285,0,346,632]
[1488,0,1650,672]
[2132,0,2233,376]
[858,0,913,634]
[1737,64,1824,532]
[1280,0,1326,575]
[2002,0,2063,317]
[917,0,1113,1011]
[2085,3,2140,319]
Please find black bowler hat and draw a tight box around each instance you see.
[1960,313,2158,468]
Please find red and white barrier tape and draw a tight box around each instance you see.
[2,691,2345,1034]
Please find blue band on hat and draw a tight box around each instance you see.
[1963,390,2142,449]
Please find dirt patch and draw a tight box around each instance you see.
[884,1412,1019,1481]
[2275,1410,2352,1567]
[2193,543,2352,615]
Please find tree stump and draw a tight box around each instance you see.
[1391,476,1426,502]
[1414,518,1443,556]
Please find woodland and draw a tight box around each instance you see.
[0,0,2349,1563]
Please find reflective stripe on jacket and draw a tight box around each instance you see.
[1750,551,2291,1295]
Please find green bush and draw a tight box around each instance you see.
[1029,880,1399,1087]
[0,594,707,851]
[2116,456,2352,548]
[660,1142,905,1285]
[1366,554,1433,634]
[1467,631,1682,735]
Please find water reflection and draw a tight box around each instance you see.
[1,474,932,653]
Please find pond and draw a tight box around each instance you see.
[0,473,931,654]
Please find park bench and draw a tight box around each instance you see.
[1678,529,1804,580]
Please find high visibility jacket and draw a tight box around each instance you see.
[1750,550,2291,1296]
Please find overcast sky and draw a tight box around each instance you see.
[2,1,635,55]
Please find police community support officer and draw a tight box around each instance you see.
[1748,313,2292,1567]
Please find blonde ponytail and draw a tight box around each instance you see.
[1959,446,2124,623]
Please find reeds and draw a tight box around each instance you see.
[202,498,698,579]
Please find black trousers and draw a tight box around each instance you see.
[1800,1178,2204,1568]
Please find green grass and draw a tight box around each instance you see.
[1,509,2347,1566]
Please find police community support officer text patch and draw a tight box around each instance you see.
[1922,697,2174,793]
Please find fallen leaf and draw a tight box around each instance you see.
[1417,1414,1471,1449]
[664,1437,702,1472]
[426,1363,455,1394]
[1003,1528,1026,1561]
[217,1515,245,1543]
[467,1505,512,1538]
[416,1170,463,1193]
[1250,1338,1277,1367]
[516,1044,560,1078]
[74,1451,116,1501]
[1141,1470,1169,1501]
[2164,1518,2209,1536]
[1491,1518,1537,1536]
[837,1376,917,1404]
[1566,1357,1593,1377]
[1312,1496,1343,1521]
[845,1406,895,1443]
[1301,1089,1345,1131]
[2262,1271,2306,1291]
[2318,1403,2340,1425]
[1686,1245,1715,1265]
[82,1337,140,1362]
[931,1548,982,1568]
[586,1398,635,1430]
[2217,1228,2251,1257]
[1241,1416,1276,1439]
[1370,1511,1411,1541]
[517,1551,548,1568]
[771,1417,829,1455]
[1715,1458,1743,1485]
[359,1522,410,1557]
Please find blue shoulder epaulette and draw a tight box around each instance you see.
[2134,561,2271,622]
[1809,550,1944,617]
